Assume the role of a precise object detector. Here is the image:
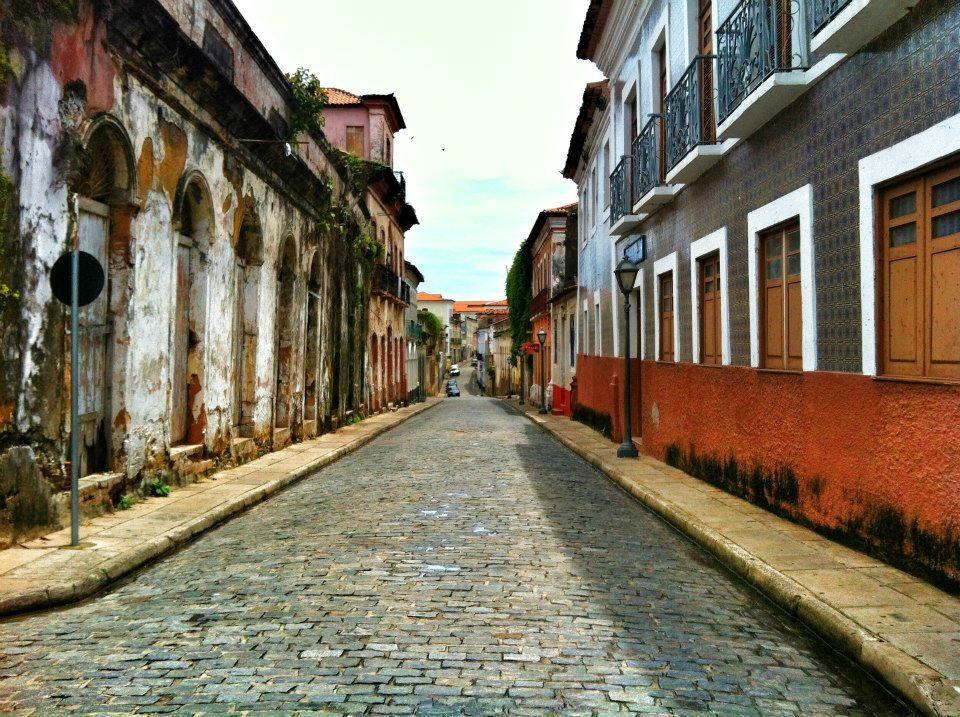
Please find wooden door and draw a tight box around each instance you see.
[171,236,191,444]
[926,164,960,378]
[698,0,715,142]
[659,272,674,361]
[761,221,802,370]
[699,253,721,364]
[880,180,923,377]
[657,46,667,180]
[77,198,110,476]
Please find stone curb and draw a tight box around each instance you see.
[506,400,960,717]
[0,399,441,619]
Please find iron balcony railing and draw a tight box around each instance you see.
[632,115,663,200]
[665,55,717,171]
[407,320,423,341]
[810,0,851,34]
[610,154,633,226]
[717,0,809,122]
[372,263,401,300]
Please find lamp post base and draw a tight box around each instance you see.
[617,439,639,458]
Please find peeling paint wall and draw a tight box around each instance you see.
[0,0,370,538]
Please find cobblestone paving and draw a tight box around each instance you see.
[0,396,911,715]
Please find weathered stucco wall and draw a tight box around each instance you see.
[0,0,371,539]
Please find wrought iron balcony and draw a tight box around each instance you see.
[610,155,633,226]
[407,320,423,342]
[632,115,663,200]
[810,0,851,34]
[717,0,809,123]
[665,55,716,172]
[372,263,401,300]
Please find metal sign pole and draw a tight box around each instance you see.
[70,246,80,546]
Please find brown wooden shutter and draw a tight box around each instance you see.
[699,253,721,365]
[346,126,365,157]
[761,221,802,370]
[925,163,960,379]
[659,272,674,361]
[658,47,667,181]
[698,0,714,142]
[880,179,923,376]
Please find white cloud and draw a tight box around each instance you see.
[232,0,602,298]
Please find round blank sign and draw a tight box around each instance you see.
[49,251,105,307]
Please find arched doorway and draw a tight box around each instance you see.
[233,212,262,438]
[172,174,213,446]
[386,326,394,405]
[304,251,322,426]
[274,236,297,429]
[370,333,379,411]
[71,117,135,477]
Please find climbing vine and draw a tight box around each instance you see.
[418,310,444,344]
[285,68,328,140]
[505,242,532,356]
[0,171,19,315]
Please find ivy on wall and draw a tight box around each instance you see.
[505,242,532,356]
[285,68,328,141]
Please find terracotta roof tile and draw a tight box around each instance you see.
[417,291,446,301]
[324,87,362,105]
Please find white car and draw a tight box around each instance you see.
[450,365,461,376]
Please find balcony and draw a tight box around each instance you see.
[407,320,423,342]
[609,155,643,235]
[529,287,550,320]
[664,55,735,185]
[631,115,681,214]
[809,0,911,54]
[372,263,403,302]
[715,0,815,141]
[551,236,578,301]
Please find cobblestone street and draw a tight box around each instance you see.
[0,396,910,715]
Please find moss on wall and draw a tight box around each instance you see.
[665,442,960,593]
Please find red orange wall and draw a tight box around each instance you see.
[639,361,960,534]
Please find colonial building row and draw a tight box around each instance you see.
[566,0,960,585]
[0,0,429,539]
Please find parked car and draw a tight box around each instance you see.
[450,365,461,376]
[470,358,477,367]
[446,380,460,397]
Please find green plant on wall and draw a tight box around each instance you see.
[418,310,444,343]
[505,243,532,357]
[286,68,328,141]
[0,172,19,315]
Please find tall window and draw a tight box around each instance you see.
[591,165,599,224]
[760,220,802,370]
[603,140,611,208]
[698,253,721,365]
[346,126,364,157]
[569,316,575,366]
[594,302,601,355]
[880,160,960,379]
[583,307,589,354]
[657,45,667,181]
[658,272,674,361]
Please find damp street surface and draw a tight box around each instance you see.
[0,396,911,715]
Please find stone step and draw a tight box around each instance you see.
[51,471,125,526]
[231,437,257,465]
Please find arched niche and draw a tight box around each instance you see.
[304,250,323,424]
[273,235,299,430]
[70,115,136,477]
[232,210,263,438]
[170,172,214,446]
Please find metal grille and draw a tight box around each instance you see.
[811,0,853,34]
[717,0,809,122]
[610,155,633,225]
[665,56,716,171]
[632,115,662,199]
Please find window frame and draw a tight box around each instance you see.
[859,114,960,377]
[877,158,960,380]
[653,252,680,362]
[759,219,803,370]
[345,125,365,157]
[747,184,816,371]
[689,227,730,364]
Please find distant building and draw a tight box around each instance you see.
[417,292,455,360]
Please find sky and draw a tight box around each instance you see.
[232,0,602,300]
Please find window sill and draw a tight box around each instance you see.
[872,375,960,387]
[754,367,803,375]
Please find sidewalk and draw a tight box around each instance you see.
[0,399,440,618]
[506,399,960,717]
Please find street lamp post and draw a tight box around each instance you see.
[614,257,640,458]
[518,349,524,404]
[537,327,548,415]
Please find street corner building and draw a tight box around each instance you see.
[0,0,418,541]
[567,0,960,586]
[321,88,419,414]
